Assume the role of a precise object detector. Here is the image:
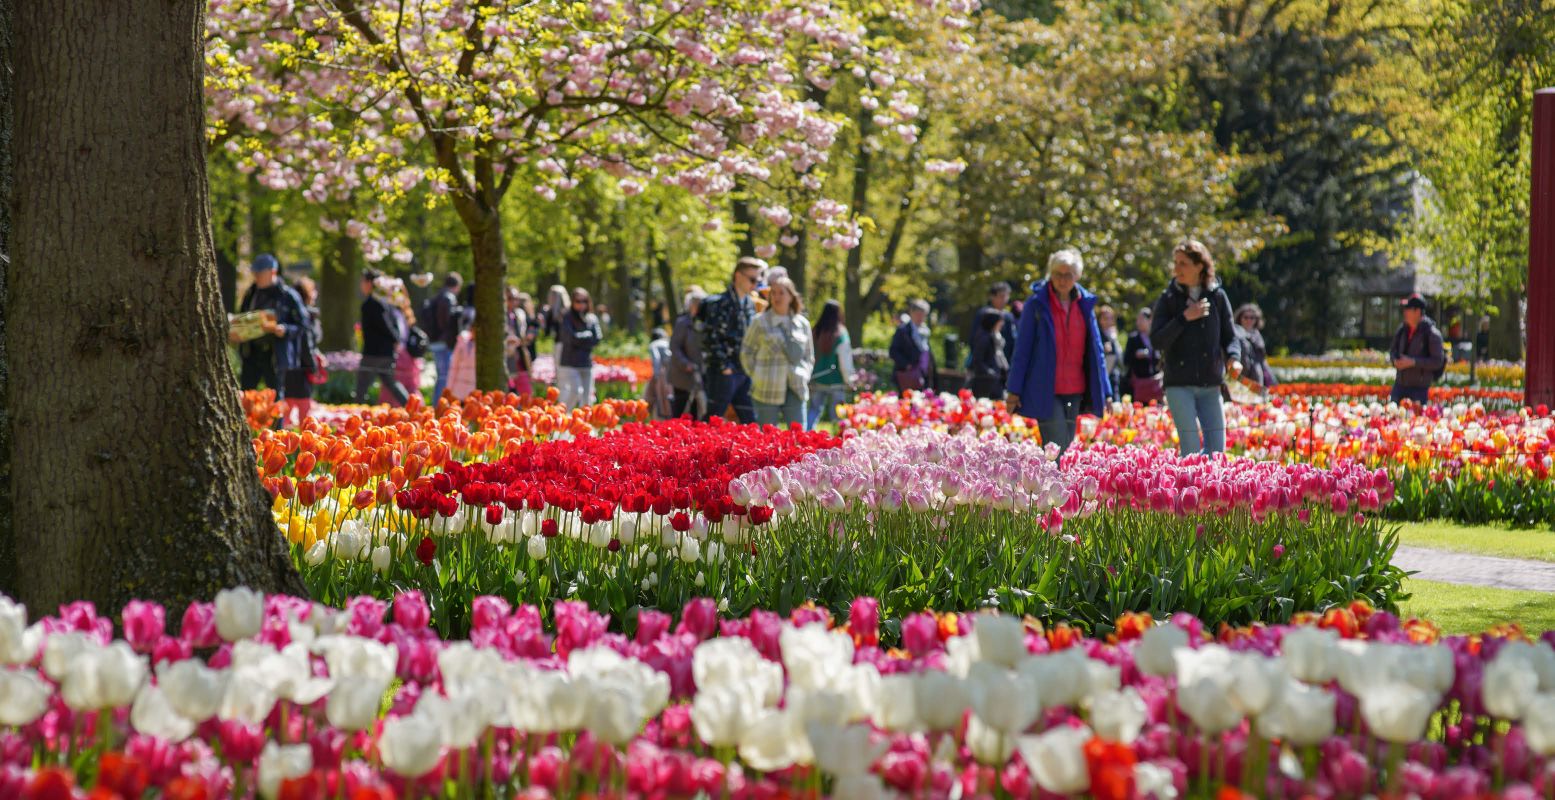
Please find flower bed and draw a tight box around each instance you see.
[4,590,1555,800]
[272,419,1402,635]
[1270,351,1524,388]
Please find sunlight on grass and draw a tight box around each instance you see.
[1399,578,1555,635]
[1394,520,1555,563]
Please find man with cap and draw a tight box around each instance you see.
[232,254,310,400]
[1388,293,1446,405]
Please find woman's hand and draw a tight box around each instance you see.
[1006,393,1021,413]
[1183,299,1210,321]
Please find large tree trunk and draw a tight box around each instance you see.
[843,113,872,344]
[319,229,362,351]
[0,0,14,594]
[1491,284,1524,361]
[730,190,757,260]
[467,208,508,391]
[9,0,304,613]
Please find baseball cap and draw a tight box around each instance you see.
[251,254,279,273]
[1400,293,1426,310]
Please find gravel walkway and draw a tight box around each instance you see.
[1394,545,1555,593]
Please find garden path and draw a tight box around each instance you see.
[1394,546,1555,593]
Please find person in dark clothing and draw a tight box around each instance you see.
[967,281,1017,368]
[423,273,463,402]
[1233,303,1277,393]
[1389,294,1446,406]
[557,287,604,409]
[669,287,707,419]
[1150,240,1242,456]
[233,254,309,401]
[356,268,410,405]
[699,257,763,422]
[280,276,322,425]
[968,308,1010,400]
[1123,308,1163,405]
[889,299,936,392]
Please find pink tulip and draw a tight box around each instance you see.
[179,602,219,649]
[392,591,431,632]
[121,600,166,653]
[676,599,718,642]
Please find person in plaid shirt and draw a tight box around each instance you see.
[741,276,814,427]
[698,256,764,422]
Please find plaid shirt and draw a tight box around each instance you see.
[741,311,815,406]
[698,285,755,372]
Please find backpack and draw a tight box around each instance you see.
[419,294,445,342]
[405,325,430,358]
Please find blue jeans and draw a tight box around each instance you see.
[429,342,453,401]
[1165,385,1226,455]
[1037,394,1082,457]
[806,384,847,430]
[705,369,755,423]
[755,390,807,428]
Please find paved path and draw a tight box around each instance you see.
[1393,546,1555,593]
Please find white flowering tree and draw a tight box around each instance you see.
[207,0,976,389]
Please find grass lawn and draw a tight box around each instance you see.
[1393,519,1555,563]
[1399,578,1555,635]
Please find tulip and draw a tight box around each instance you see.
[1256,680,1335,746]
[0,668,49,726]
[968,662,1041,737]
[972,614,1026,669]
[130,684,196,742]
[693,684,761,747]
[1134,624,1188,678]
[1280,626,1339,684]
[61,641,146,711]
[527,535,548,561]
[1090,688,1148,744]
[1360,681,1437,743]
[0,598,39,666]
[1523,693,1555,755]
[156,660,227,723]
[214,587,264,642]
[378,712,444,778]
[258,741,313,800]
[1018,724,1092,795]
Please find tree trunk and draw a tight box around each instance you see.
[612,204,634,334]
[656,249,678,320]
[843,113,873,344]
[319,229,362,351]
[730,190,757,260]
[467,208,508,391]
[1491,284,1524,361]
[247,173,274,259]
[0,0,14,594]
[9,0,303,613]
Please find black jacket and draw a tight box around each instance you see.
[889,322,936,375]
[1149,280,1241,388]
[1389,317,1446,389]
[360,295,401,358]
[1124,330,1161,379]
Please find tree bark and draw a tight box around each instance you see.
[844,112,873,344]
[0,0,14,593]
[319,228,362,351]
[730,190,757,260]
[467,208,508,391]
[10,0,304,613]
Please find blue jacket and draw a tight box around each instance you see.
[1005,280,1111,420]
[239,282,311,372]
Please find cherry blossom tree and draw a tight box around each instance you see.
[206,0,976,390]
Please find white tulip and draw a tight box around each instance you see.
[218,665,278,724]
[215,587,264,642]
[1090,688,1147,744]
[1256,680,1335,746]
[807,722,889,778]
[1523,693,1555,755]
[1360,681,1436,743]
[527,535,548,561]
[258,742,314,800]
[418,690,493,750]
[41,631,92,681]
[912,670,971,731]
[379,713,445,777]
[832,772,892,800]
[871,674,919,732]
[0,598,41,666]
[314,636,398,687]
[1018,724,1092,795]
[1019,648,1090,711]
[305,541,329,566]
[326,679,387,732]
[965,715,1016,765]
[0,668,50,726]
[739,709,810,771]
[973,614,1026,669]
[131,684,195,742]
[569,647,671,721]
[157,660,228,723]
[679,535,701,563]
[1280,626,1339,684]
[1485,648,1541,720]
[781,624,855,692]
[1135,625,1188,678]
[370,545,391,574]
[693,684,761,747]
[1228,653,1286,716]
[967,662,1040,735]
[61,641,146,711]
[695,637,781,705]
[1134,761,1179,800]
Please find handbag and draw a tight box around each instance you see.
[1131,374,1163,404]
[307,352,329,385]
[894,367,925,392]
[405,325,430,358]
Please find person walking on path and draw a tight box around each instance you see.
[1095,304,1123,400]
[447,317,479,401]
[421,273,463,402]
[1005,249,1111,456]
[280,276,323,425]
[505,288,535,397]
[1123,308,1163,405]
[968,281,1017,367]
[968,308,1010,401]
[380,280,423,406]
[742,277,814,427]
[669,287,707,419]
[1150,240,1241,456]
[699,257,763,422]
[807,299,855,429]
[890,299,937,392]
[646,327,675,419]
[1233,303,1278,394]
[355,268,411,405]
[557,287,603,409]
[1389,293,1446,405]
[233,254,310,402]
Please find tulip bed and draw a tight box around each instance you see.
[8,590,1555,800]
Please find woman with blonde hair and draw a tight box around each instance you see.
[1149,240,1241,455]
[741,276,813,426]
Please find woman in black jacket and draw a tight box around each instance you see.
[968,308,1009,400]
[1123,307,1163,405]
[1149,241,1241,455]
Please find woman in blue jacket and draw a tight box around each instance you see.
[1005,249,1111,457]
